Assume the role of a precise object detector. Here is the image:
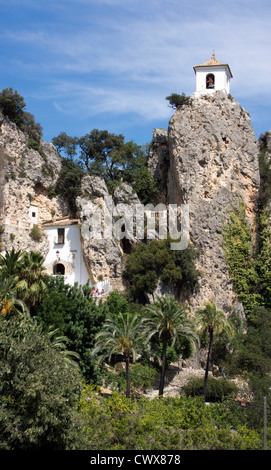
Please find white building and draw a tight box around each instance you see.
[42,219,90,287]
[193,53,233,96]
[29,204,39,225]
[42,217,110,294]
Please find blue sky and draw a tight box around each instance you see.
[0,0,270,146]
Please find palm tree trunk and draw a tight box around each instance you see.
[203,329,213,401]
[159,339,167,397]
[125,355,130,398]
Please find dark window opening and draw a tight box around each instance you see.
[32,212,36,218]
[120,238,132,255]
[57,228,65,244]
[53,263,65,275]
[119,224,132,254]
[206,73,215,89]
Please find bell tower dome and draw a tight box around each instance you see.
[193,53,233,96]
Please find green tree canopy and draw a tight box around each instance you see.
[0,87,42,141]
[91,313,142,397]
[54,157,85,214]
[0,87,26,129]
[52,129,159,203]
[165,93,190,110]
[0,314,86,450]
[195,301,235,400]
[31,276,106,380]
[141,294,199,396]
[124,237,199,302]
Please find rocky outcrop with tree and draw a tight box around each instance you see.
[149,91,260,312]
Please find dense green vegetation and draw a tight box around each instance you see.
[195,301,235,400]
[1,90,271,450]
[1,247,271,450]
[52,128,159,206]
[124,237,200,302]
[0,314,86,450]
[141,295,199,396]
[222,198,261,316]
[0,87,43,146]
[78,387,264,450]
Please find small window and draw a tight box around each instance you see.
[206,73,215,89]
[57,228,65,244]
[32,212,36,218]
[53,263,65,275]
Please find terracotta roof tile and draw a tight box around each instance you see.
[193,53,233,78]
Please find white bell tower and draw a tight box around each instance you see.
[193,53,233,96]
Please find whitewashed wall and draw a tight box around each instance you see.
[195,66,231,94]
[43,225,90,286]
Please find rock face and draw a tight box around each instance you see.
[148,128,169,204]
[149,91,260,312]
[76,177,140,290]
[0,112,66,257]
[0,111,137,291]
[0,92,262,306]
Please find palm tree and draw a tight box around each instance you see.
[0,248,25,278]
[141,294,199,397]
[43,326,80,371]
[15,251,47,309]
[0,273,29,318]
[91,313,142,397]
[0,249,47,309]
[195,301,235,400]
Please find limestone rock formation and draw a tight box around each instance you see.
[0,112,66,257]
[149,91,260,312]
[148,128,169,204]
[0,111,138,291]
[76,176,140,290]
[0,91,263,306]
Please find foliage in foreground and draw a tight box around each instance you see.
[79,386,267,450]
[0,315,86,450]
[31,275,107,380]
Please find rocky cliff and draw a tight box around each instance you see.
[0,112,65,256]
[0,91,263,309]
[0,112,130,290]
[149,91,260,312]
[75,176,139,290]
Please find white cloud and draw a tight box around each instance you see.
[1,0,271,138]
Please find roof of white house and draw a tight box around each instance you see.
[193,53,233,78]
[42,218,79,227]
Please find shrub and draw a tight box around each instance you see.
[30,224,43,241]
[31,276,106,380]
[78,388,265,450]
[124,237,199,302]
[165,93,190,109]
[182,376,239,402]
[54,158,84,214]
[0,315,86,450]
[0,87,26,129]
[222,198,260,316]
[107,362,158,395]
